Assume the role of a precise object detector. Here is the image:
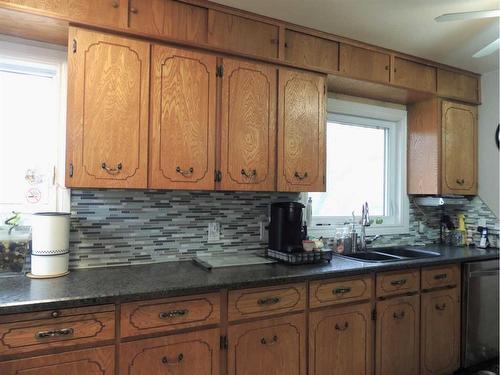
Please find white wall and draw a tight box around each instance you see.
[478,69,500,218]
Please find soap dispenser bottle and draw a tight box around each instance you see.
[457,214,467,246]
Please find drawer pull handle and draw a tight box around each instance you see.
[393,310,405,320]
[456,178,465,185]
[434,273,448,280]
[241,168,257,178]
[435,303,447,311]
[159,309,188,319]
[333,287,351,295]
[335,322,349,331]
[51,311,60,318]
[162,353,183,365]
[129,7,138,14]
[111,0,119,8]
[261,335,278,345]
[257,296,281,306]
[101,162,122,174]
[390,279,407,286]
[294,171,308,180]
[36,328,74,339]
[176,166,194,177]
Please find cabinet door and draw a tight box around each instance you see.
[68,0,123,28]
[339,44,390,83]
[0,346,114,375]
[208,10,279,59]
[393,57,436,92]
[375,294,419,375]
[421,288,460,375]
[120,328,220,375]
[278,68,326,192]
[438,69,479,103]
[441,101,477,195]
[149,45,216,190]
[309,303,372,375]
[127,0,207,43]
[228,314,306,375]
[220,58,277,191]
[66,27,149,188]
[285,30,339,72]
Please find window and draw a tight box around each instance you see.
[0,36,69,223]
[309,96,409,235]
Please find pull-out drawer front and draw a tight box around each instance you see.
[228,283,306,321]
[376,269,420,298]
[0,305,115,357]
[121,293,220,337]
[309,276,372,308]
[421,264,459,290]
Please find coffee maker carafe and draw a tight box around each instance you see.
[269,202,306,253]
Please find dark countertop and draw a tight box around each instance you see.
[0,245,498,315]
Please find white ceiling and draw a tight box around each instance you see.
[212,0,500,74]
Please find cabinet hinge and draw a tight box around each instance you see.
[216,65,224,77]
[372,308,377,321]
[220,335,228,350]
[69,163,74,178]
[72,39,77,53]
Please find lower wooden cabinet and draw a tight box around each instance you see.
[420,287,460,375]
[119,328,220,375]
[0,346,115,375]
[227,313,306,375]
[309,303,372,375]
[375,294,420,375]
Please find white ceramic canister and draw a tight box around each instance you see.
[31,212,70,277]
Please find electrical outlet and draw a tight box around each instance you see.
[260,220,269,242]
[207,222,220,242]
[417,221,425,234]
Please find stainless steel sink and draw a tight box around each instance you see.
[335,246,441,263]
[373,246,441,259]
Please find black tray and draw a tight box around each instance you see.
[266,248,333,265]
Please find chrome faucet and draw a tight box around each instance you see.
[360,202,370,251]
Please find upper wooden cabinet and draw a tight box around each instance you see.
[438,68,480,103]
[127,0,207,43]
[220,58,277,191]
[208,9,279,59]
[285,30,339,72]
[339,44,390,83]
[278,68,326,192]
[393,57,436,93]
[66,27,149,188]
[149,45,216,190]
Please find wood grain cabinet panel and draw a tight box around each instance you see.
[220,58,277,191]
[438,69,480,103]
[339,43,390,83]
[376,269,419,298]
[375,294,420,375]
[0,346,115,375]
[421,264,460,290]
[309,276,372,308]
[285,30,339,72]
[278,68,326,192]
[66,27,149,188]
[420,287,460,375]
[208,9,279,59]
[149,44,216,190]
[228,314,306,375]
[393,57,436,92]
[309,303,372,375]
[120,328,220,375]
[127,0,207,43]
[442,100,477,195]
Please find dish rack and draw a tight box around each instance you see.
[266,248,333,265]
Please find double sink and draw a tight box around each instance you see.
[336,246,441,263]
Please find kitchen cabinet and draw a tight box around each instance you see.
[339,43,391,83]
[438,68,480,104]
[149,44,217,190]
[393,57,436,93]
[309,303,372,375]
[407,98,477,195]
[127,0,207,43]
[278,68,326,192]
[220,58,277,191]
[227,313,306,375]
[420,287,460,375]
[120,328,220,375]
[66,27,149,188]
[285,30,339,72]
[208,9,279,59]
[375,294,420,375]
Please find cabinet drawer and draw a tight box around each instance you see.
[376,269,420,298]
[421,264,460,290]
[0,345,115,375]
[121,293,220,337]
[309,276,372,308]
[0,305,115,357]
[228,283,306,321]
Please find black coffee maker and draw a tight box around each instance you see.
[269,202,306,253]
